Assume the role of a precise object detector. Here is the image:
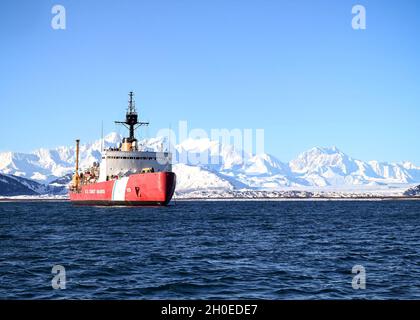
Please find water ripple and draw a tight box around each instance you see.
[0,200,419,299]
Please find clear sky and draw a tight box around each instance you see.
[0,0,419,164]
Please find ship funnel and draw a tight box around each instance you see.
[71,139,81,191]
[75,139,80,173]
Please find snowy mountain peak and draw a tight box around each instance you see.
[104,132,122,144]
[243,153,289,176]
[401,161,419,170]
[290,146,355,175]
[177,137,215,152]
[307,146,343,155]
[0,133,419,194]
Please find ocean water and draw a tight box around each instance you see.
[0,200,419,300]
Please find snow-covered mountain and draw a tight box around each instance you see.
[0,133,419,196]
[404,185,420,196]
[0,133,121,183]
[0,173,65,196]
[289,146,419,187]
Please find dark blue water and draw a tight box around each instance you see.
[0,200,419,299]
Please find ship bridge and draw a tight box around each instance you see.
[98,150,172,182]
[96,91,173,182]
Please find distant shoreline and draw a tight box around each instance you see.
[0,196,419,202]
[173,197,420,201]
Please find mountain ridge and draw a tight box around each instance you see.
[0,132,419,196]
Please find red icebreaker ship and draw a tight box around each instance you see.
[69,92,176,206]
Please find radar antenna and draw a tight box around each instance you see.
[115,91,149,142]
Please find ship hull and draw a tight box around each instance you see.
[69,172,176,206]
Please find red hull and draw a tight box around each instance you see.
[69,172,176,206]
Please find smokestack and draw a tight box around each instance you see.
[75,139,80,174]
[71,139,81,191]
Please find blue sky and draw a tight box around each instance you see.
[0,0,419,164]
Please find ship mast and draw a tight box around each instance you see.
[115,91,149,144]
